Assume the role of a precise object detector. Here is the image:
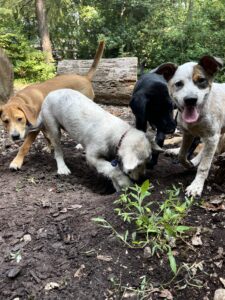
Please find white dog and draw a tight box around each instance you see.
[155,55,225,197]
[31,89,162,191]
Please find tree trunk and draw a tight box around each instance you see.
[57,57,138,105]
[35,0,53,63]
[186,0,194,23]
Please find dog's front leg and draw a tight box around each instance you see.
[51,140,71,175]
[148,131,165,168]
[178,132,194,168]
[86,153,132,191]
[10,131,39,170]
[186,134,220,197]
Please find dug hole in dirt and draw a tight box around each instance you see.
[0,105,225,300]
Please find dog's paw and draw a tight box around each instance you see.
[9,158,23,170]
[185,180,203,198]
[165,148,180,157]
[57,165,71,175]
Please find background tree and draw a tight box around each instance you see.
[35,0,53,63]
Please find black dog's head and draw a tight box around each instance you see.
[130,72,176,134]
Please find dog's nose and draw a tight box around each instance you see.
[11,133,20,141]
[184,96,197,106]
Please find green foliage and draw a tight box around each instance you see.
[93,180,194,274]
[1,0,225,81]
[0,5,55,82]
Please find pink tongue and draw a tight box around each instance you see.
[182,106,199,123]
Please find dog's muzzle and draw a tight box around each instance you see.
[184,96,198,106]
[11,131,21,141]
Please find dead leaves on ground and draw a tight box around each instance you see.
[201,197,225,211]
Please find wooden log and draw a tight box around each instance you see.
[57,57,137,105]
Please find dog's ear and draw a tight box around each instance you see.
[199,56,223,76]
[145,131,164,153]
[17,104,36,125]
[130,95,148,131]
[123,155,140,172]
[154,63,178,81]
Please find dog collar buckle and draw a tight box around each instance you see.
[111,158,119,167]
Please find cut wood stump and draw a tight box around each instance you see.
[57,57,138,105]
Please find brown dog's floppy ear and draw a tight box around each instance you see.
[145,131,164,153]
[154,63,178,81]
[17,104,36,125]
[199,56,223,77]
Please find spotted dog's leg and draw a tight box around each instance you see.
[186,134,220,197]
[178,132,194,168]
[191,144,204,167]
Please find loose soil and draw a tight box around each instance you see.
[0,105,225,300]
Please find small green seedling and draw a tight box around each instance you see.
[93,180,194,274]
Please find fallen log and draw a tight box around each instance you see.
[57,57,137,105]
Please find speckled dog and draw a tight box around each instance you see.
[32,89,162,191]
[156,56,225,197]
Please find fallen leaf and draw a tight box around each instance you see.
[68,204,82,210]
[143,246,151,258]
[97,255,112,262]
[191,235,203,246]
[196,226,202,235]
[220,278,225,288]
[214,261,223,268]
[7,267,22,278]
[74,264,85,278]
[191,261,204,276]
[123,291,138,298]
[44,282,59,291]
[201,202,225,211]
[210,198,224,205]
[159,289,173,299]
[22,234,32,242]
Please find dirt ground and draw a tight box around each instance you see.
[0,105,225,300]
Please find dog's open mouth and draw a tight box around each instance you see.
[182,106,199,124]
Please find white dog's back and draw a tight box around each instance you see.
[39,89,127,146]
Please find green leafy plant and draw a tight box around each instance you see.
[93,180,194,274]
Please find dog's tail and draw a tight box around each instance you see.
[86,40,105,80]
[0,49,14,104]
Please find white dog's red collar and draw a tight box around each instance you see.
[111,129,130,167]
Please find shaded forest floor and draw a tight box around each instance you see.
[0,105,225,300]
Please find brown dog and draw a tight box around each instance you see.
[0,41,105,170]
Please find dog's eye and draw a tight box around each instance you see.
[175,81,184,88]
[17,117,23,122]
[3,119,9,124]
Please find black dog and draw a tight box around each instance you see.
[130,71,176,168]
